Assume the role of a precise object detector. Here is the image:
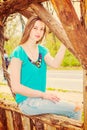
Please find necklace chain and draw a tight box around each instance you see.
[28,53,42,68]
[25,45,42,68]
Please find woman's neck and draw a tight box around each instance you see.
[25,39,38,50]
[21,39,39,62]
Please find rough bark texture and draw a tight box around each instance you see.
[80,1,87,129]
[51,1,87,129]
[0,100,84,130]
[80,0,87,31]
[19,7,35,19]
[83,69,87,130]
[51,0,87,70]
[0,0,48,20]
[80,0,85,27]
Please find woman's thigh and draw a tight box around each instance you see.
[19,97,81,119]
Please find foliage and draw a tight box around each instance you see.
[4,36,21,56]
[45,32,81,67]
[45,32,59,56]
[62,50,81,67]
[3,14,26,56]
[0,92,15,102]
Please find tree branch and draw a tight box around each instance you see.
[0,0,48,20]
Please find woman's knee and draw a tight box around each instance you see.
[74,103,82,112]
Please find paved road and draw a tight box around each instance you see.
[47,70,83,92]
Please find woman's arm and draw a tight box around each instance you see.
[8,58,59,102]
[9,58,44,97]
[44,44,66,68]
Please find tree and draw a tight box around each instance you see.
[0,0,87,129]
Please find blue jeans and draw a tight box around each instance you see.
[19,97,81,120]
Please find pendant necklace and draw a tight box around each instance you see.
[28,48,42,68]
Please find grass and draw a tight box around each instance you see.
[47,87,82,93]
[59,66,82,70]
[0,92,15,101]
[48,66,82,70]
[0,82,7,86]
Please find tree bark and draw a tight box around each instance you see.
[51,0,87,70]
[19,7,35,19]
[80,0,85,27]
[80,0,87,32]
[51,0,87,129]
[80,1,87,129]
[83,69,87,130]
[0,0,48,20]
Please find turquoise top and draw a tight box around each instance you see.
[10,45,48,103]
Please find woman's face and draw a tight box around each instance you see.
[29,20,45,43]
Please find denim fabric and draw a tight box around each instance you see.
[19,97,81,120]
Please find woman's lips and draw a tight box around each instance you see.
[35,35,40,38]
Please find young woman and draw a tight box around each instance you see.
[9,16,81,120]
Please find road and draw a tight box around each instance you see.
[47,70,83,92]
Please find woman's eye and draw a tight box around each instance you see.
[41,28,44,31]
[33,27,44,31]
[33,27,37,30]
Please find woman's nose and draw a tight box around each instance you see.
[37,29,41,34]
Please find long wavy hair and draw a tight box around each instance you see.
[20,16,46,45]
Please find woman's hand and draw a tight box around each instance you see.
[42,91,60,103]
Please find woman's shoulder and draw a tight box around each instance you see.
[13,46,22,52]
[38,45,49,56]
[10,46,24,59]
[11,46,24,55]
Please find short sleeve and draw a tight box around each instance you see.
[10,46,23,61]
[39,45,49,58]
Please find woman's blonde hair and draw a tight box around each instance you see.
[20,16,46,44]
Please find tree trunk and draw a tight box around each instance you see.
[83,69,87,129]
[0,0,48,20]
[80,0,87,129]
[80,0,86,27]
[51,0,87,69]
[51,0,87,129]
[80,0,87,32]
[0,20,15,98]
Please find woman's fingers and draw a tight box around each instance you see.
[43,92,60,103]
